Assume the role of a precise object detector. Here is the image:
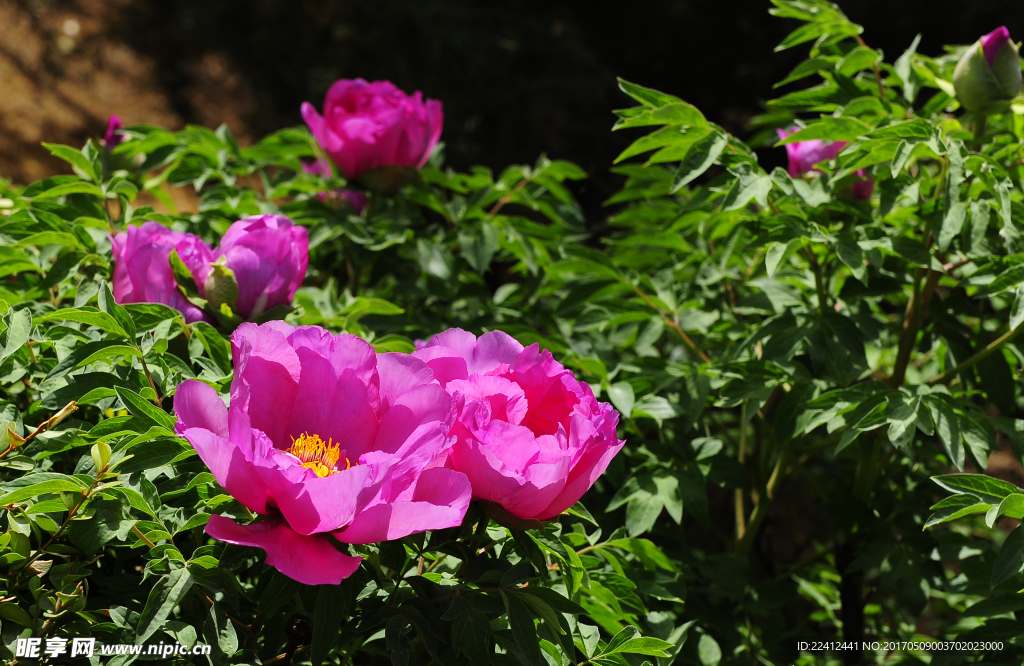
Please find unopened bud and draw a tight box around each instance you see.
[203,257,239,313]
[953,26,1022,113]
[90,441,111,471]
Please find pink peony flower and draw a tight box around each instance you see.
[112,216,309,322]
[301,159,369,214]
[776,128,873,201]
[208,215,310,319]
[301,78,443,180]
[174,321,472,585]
[104,115,125,149]
[413,328,624,522]
[111,222,215,324]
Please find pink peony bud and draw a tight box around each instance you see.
[104,115,125,149]
[954,27,1022,112]
[301,79,443,181]
[301,160,368,214]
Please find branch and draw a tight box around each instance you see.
[928,322,1024,385]
[631,284,710,362]
[735,442,789,557]
[855,35,886,100]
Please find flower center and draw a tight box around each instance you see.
[285,433,350,478]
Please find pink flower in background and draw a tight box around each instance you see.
[111,222,215,324]
[174,322,471,585]
[413,328,624,522]
[301,78,443,180]
[301,160,369,214]
[112,216,309,321]
[776,127,873,201]
[104,115,125,149]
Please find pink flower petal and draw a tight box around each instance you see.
[206,515,361,585]
[178,426,275,515]
[333,467,471,543]
[173,379,228,438]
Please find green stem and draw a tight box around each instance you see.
[929,321,1024,385]
[852,436,881,501]
[735,401,748,542]
[736,442,789,557]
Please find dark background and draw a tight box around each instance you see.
[3,0,1024,213]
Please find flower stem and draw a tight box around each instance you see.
[929,321,1024,385]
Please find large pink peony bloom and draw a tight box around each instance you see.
[413,329,624,522]
[776,128,873,201]
[111,222,216,324]
[174,321,472,585]
[112,216,309,322]
[301,78,443,180]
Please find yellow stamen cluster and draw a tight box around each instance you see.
[285,433,351,478]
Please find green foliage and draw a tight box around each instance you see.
[3,0,1024,663]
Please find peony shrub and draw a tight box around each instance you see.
[2,3,1024,665]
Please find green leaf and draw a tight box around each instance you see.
[890,139,918,177]
[564,501,598,525]
[444,596,492,662]
[775,18,861,52]
[992,524,1024,586]
[989,494,1024,526]
[604,538,677,572]
[42,142,98,181]
[671,128,728,193]
[30,180,105,199]
[0,477,86,504]
[502,589,543,666]
[607,382,635,418]
[925,494,991,528]
[136,567,193,643]
[0,307,32,363]
[38,307,130,339]
[0,247,41,278]
[932,474,1021,504]
[775,56,840,87]
[115,386,177,431]
[98,281,138,342]
[518,587,586,615]
[257,571,301,615]
[45,341,143,381]
[460,223,500,273]
[938,202,967,252]
[617,78,683,107]
[608,636,674,658]
[311,585,346,666]
[776,117,870,144]
[698,633,723,666]
[385,617,412,666]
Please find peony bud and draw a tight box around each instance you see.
[953,26,1022,113]
[203,257,240,315]
[104,115,125,149]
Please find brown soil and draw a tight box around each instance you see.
[0,0,254,189]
